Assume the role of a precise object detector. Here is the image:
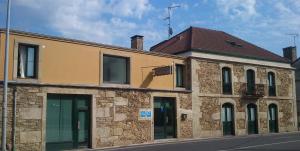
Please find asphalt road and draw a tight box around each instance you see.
[95,132,300,151]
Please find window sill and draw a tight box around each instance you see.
[100,83,131,88]
[174,87,186,91]
[15,78,39,83]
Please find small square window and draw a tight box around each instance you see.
[17,44,38,79]
[103,55,130,84]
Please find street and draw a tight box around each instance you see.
[95,132,300,151]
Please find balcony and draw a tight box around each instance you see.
[240,83,265,99]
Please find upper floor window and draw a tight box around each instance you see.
[18,44,38,78]
[268,72,276,96]
[176,64,184,87]
[103,55,130,84]
[222,67,232,94]
[246,69,255,95]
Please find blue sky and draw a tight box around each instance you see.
[0,0,300,57]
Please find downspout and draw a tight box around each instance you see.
[12,88,16,151]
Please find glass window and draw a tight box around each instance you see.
[268,72,276,96]
[226,107,232,121]
[103,55,130,84]
[222,67,232,94]
[246,69,255,95]
[176,64,184,87]
[18,44,38,78]
[250,108,255,121]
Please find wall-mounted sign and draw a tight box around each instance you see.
[139,109,152,120]
[153,66,172,76]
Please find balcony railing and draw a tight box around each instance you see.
[240,83,265,98]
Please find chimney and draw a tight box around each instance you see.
[131,35,144,50]
[283,46,297,62]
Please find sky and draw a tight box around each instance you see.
[0,0,300,57]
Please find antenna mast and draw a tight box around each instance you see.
[287,33,299,47]
[164,5,180,39]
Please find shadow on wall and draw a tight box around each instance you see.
[140,72,153,88]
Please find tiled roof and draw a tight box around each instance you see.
[150,26,290,63]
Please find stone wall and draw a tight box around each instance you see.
[0,86,43,151]
[191,58,297,138]
[0,85,192,151]
[95,90,152,147]
[179,94,193,138]
[196,61,221,94]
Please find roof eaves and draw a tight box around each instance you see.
[292,57,300,65]
[0,28,186,60]
[191,48,291,64]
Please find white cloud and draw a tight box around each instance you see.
[216,0,257,20]
[13,0,157,48]
[220,0,300,52]
[106,0,153,19]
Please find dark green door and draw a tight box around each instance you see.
[154,97,176,139]
[46,94,90,151]
[222,103,235,136]
[269,104,278,133]
[247,104,258,134]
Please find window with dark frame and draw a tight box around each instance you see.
[222,67,232,94]
[17,44,38,78]
[103,55,130,84]
[176,64,184,87]
[268,72,276,96]
[246,69,255,95]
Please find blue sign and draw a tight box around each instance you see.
[139,109,152,120]
[140,111,151,118]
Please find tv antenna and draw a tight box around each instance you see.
[286,33,299,47]
[164,5,180,39]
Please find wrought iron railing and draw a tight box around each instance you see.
[240,83,265,98]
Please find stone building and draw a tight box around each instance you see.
[151,27,298,137]
[0,26,298,151]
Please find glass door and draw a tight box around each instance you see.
[247,104,258,134]
[222,103,235,136]
[76,96,90,148]
[46,94,90,151]
[269,104,278,133]
[154,97,176,139]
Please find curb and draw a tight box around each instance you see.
[77,131,300,151]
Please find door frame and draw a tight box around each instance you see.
[153,96,178,140]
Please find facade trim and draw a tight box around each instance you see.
[182,52,294,69]
[0,81,192,94]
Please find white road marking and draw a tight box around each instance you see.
[217,139,300,151]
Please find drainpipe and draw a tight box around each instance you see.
[12,88,16,151]
[2,0,11,151]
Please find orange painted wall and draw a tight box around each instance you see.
[0,32,185,90]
